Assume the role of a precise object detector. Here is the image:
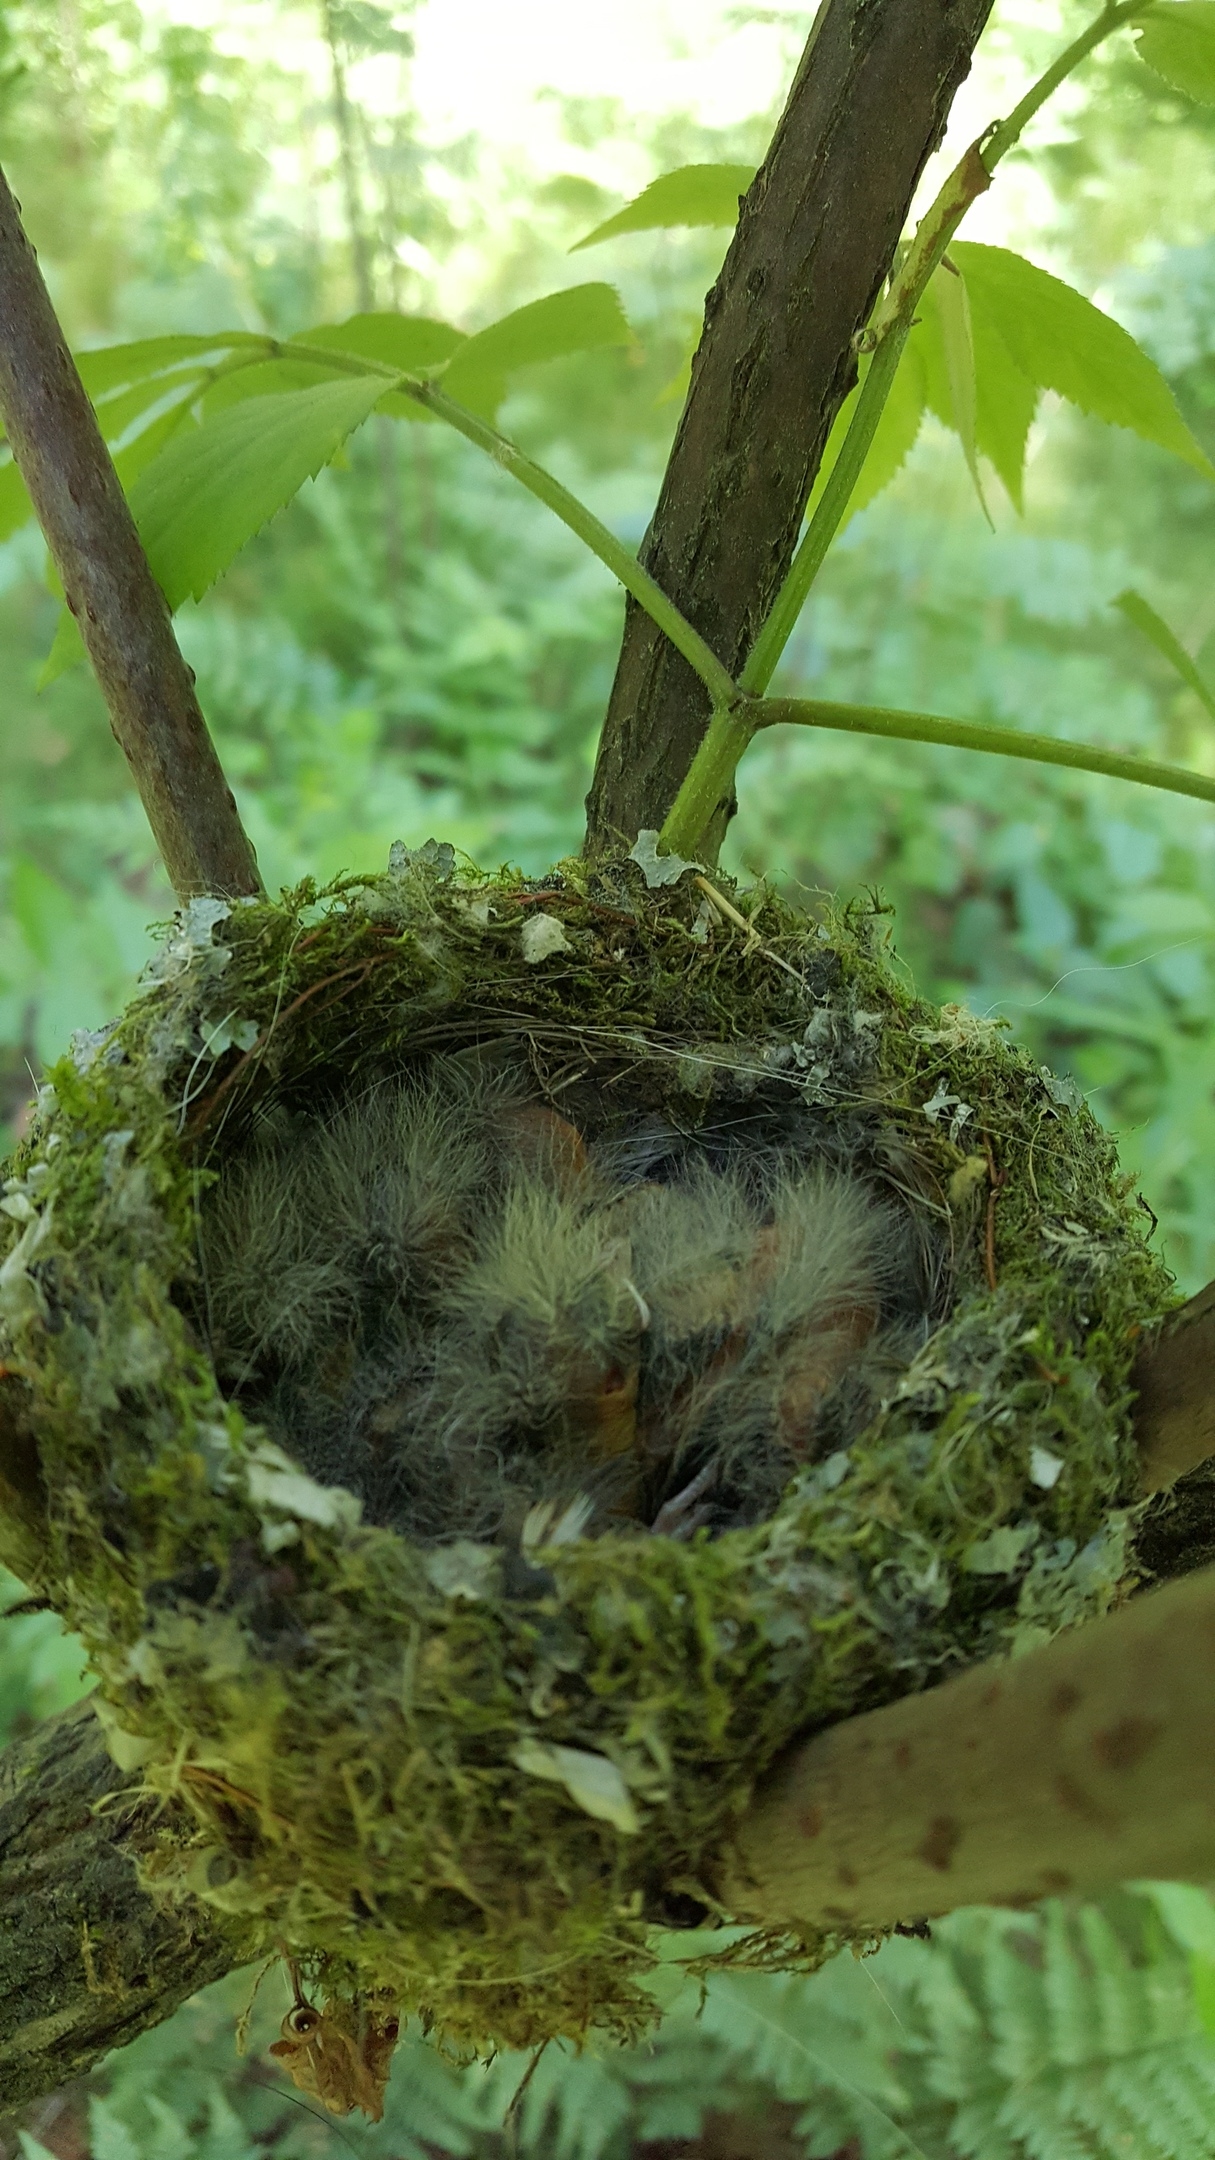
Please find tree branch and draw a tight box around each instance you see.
[1134,1280,1215,1496]
[724,1561,1215,1930]
[582,0,994,856]
[0,166,262,902]
[0,1698,243,2112]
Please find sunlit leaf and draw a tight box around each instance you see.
[571,163,755,250]
[198,354,353,416]
[936,261,990,521]
[132,374,385,608]
[76,332,266,402]
[299,311,466,419]
[86,372,206,443]
[952,242,1215,478]
[807,341,926,529]
[968,289,1040,511]
[442,284,632,415]
[1133,3,1215,102]
[1116,587,1215,719]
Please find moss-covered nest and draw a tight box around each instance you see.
[0,846,1174,2050]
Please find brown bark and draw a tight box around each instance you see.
[0,1699,244,2112]
[583,0,995,855]
[1134,1279,1215,1495]
[724,1561,1215,1932]
[0,165,262,902]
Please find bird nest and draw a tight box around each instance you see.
[0,845,1173,2055]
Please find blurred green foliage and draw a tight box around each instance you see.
[3,4,1215,2154]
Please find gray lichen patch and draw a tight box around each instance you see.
[0,850,1175,2051]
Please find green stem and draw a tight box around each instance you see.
[758,697,1215,809]
[284,337,741,715]
[406,380,741,712]
[740,328,910,696]
[670,0,1152,845]
[658,705,759,859]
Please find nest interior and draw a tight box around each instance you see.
[0,845,1175,2051]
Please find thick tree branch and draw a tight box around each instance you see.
[724,1562,1215,1930]
[1134,1279,1215,1496]
[0,1698,243,2112]
[0,166,262,902]
[583,0,994,855]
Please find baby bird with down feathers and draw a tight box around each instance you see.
[197,1061,929,1544]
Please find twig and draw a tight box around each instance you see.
[0,164,261,901]
[693,875,804,984]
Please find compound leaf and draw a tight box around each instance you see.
[953,242,1214,478]
[571,163,755,250]
[131,373,384,608]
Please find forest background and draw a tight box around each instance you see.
[4,1,1215,2156]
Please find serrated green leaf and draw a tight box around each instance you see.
[198,353,352,416]
[807,339,926,529]
[1134,3,1215,102]
[301,311,465,371]
[571,163,755,250]
[968,287,1039,511]
[76,331,265,402]
[952,241,1214,478]
[1115,588,1215,720]
[443,284,632,417]
[131,373,385,608]
[294,312,465,421]
[936,261,990,521]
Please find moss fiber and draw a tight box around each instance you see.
[0,849,1175,2049]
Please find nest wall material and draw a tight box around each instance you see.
[0,849,1174,2050]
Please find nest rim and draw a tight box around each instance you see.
[0,849,1175,2050]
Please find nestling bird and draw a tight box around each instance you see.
[195,1061,930,1544]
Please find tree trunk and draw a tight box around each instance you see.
[583,0,994,856]
[0,1699,243,2111]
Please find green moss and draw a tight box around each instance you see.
[0,852,1174,2049]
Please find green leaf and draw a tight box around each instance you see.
[935,261,990,521]
[1133,3,1215,102]
[0,455,32,543]
[198,353,353,416]
[968,286,1040,511]
[1133,1880,1215,1961]
[1115,587,1215,720]
[952,242,1215,478]
[131,373,385,609]
[76,332,265,402]
[807,340,926,529]
[571,163,755,250]
[442,284,632,416]
[301,311,464,371]
[297,311,466,420]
